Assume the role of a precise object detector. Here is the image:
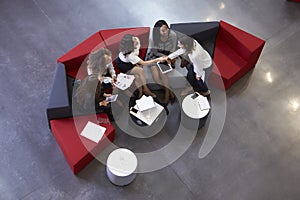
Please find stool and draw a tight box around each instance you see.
[106,148,137,186]
[181,93,210,129]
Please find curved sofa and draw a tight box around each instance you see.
[47,20,265,174]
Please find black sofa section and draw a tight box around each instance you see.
[46,63,73,127]
[170,22,219,58]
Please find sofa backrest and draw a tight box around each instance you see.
[100,27,150,72]
[217,20,265,63]
[170,22,219,58]
[57,32,106,79]
[57,27,150,78]
[47,63,73,127]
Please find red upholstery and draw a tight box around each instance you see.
[209,21,265,90]
[100,27,150,60]
[57,32,106,79]
[287,0,300,2]
[50,113,115,174]
[100,27,150,73]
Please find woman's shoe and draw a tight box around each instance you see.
[169,92,176,104]
[200,90,211,96]
[143,89,157,98]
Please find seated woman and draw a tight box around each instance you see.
[115,34,164,98]
[166,35,212,96]
[87,48,116,89]
[146,20,177,104]
[74,74,116,121]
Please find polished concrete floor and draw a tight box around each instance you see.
[1,0,300,199]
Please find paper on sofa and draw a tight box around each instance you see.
[80,121,106,143]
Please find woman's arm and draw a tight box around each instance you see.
[167,48,186,60]
[137,57,162,66]
[107,62,116,79]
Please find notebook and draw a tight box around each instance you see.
[197,96,210,110]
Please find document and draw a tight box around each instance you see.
[80,121,106,143]
[197,96,210,110]
[135,95,155,111]
[130,102,164,126]
[113,73,135,90]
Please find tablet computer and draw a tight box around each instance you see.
[106,94,118,102]
[156,61,173,74]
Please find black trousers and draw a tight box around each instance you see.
[186,64,209,93]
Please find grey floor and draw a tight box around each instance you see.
[1,0,300,199]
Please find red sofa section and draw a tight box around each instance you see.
[50,113,115,174]
[57,32,106,79]
[209,20,265,90]
[57,27,150,79]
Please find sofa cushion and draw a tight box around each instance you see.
[50,113,115,174]
[213,40,248,89]
[47,63,73,126]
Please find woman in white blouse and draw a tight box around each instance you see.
[116,34,164,98]
[167,35,212,96]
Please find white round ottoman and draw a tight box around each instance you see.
[106,148,138,186]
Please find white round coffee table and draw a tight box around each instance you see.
[106,148,138,186]
[181,93,210,128]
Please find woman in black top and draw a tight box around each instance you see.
[74,74,115,121]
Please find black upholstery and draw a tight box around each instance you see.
[46,63,73,127]
[170,22,219,58]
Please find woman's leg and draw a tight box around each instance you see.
[187,65,209,95]
[150,65,163,85]
[181,64,194,96]
[131,66,156,97]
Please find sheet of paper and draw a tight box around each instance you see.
[80,121,106,143]
[130,103,164,126]
[197,96,210,110]
[135,95,155,111]
[113,73,135,90]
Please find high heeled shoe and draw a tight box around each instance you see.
[200,90,211,96]
[143,89,157,98]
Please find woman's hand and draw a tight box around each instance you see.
[99,100,109,107]
[103,93,111,98]
[156,56,168,63]
[112,76,117,83]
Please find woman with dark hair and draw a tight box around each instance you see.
[74,74,115,121]
[116,34,164,98]
[146,20,177,104]
[166,35,212,96]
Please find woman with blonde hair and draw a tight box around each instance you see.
[87,48,116,81]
